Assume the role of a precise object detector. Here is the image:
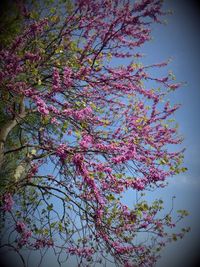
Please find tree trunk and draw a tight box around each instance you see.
[0,101,26,169]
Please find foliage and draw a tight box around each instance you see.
[0,1,189,266]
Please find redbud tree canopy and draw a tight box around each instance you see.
[0,0,189,267]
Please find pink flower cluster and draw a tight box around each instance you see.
[24,52,41,62]
[48,105,60,114]
[16,221,26,233]
[96,163,112,173]
[131,179,146,190]
[51,117,60,125]
[62,106,93,121]
[73,154,91,181]
[34,96,49,115]
[28,163,39,180]
[79,134,93,149]
[112,241,135,254]
[56,144,68,160]
[149,167,166,182]
[0,51,23,80]
[16,221,32,247]
[52,68,61,92]
[63,66,72,87]
[1,193,14,212]
[29,18,48,34]
[34,238,54,249]
[68,246,94,258]
[74,106,93,120]
[94,143,118,152]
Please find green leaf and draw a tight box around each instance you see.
[50,222,57,228]
[47,203,53,211]
[30,11,39,20]
[58,222,64,232]
[106,194,115,201]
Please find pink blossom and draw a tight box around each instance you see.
[79,134,93,149]
[56,144,68,160]
[1,193,14,212]
[68,247,94,258]
[24,52,41,62]
[27,163,39,180]
[51,117,60,125]
[48,105,60,114]
[18,230,32,246]
[52,68,61,92]
[34,238,54,249]
[169,83,181,90]
[29,18,48,34]
[16,221,26,233]
[62,108,73,116]
[74,106,93,120]
[16,221,32,246]
[34,96,49,115]
[63,66,72,87]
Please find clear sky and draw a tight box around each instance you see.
[140,0,200,266]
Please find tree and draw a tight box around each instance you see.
[0,1,189,266]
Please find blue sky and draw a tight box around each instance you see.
[140,0,200,266]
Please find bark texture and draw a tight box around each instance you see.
[0,101,26,168]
